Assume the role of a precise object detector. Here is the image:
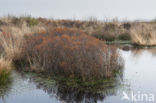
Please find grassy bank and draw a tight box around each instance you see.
[0,16,131,42]
[1,16,156,46]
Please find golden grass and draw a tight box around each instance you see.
[0,22,46,60]
[131,23,156,46]
[0,28,24,60]
[0,56,12,72]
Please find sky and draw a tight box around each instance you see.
[0,0,156,21]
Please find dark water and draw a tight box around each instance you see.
[0,48,156,103]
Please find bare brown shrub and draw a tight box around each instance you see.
[24,28,123,81]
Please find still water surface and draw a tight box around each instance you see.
[0,48,156,103]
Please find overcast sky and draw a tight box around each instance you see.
[0,0,156,20]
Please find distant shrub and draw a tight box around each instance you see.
[92,30,116,41]
[26,17,39,27]
[24,28,123,81]
[123,23,131,30]
[150,18,156,23]
[117,33,131,40]
[12,16,39,27]
[0,20,8,26]
[91,23,128,41]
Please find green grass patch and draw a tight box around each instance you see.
[0,69,11,86]
[117,33,131,40]
[106,40,132,44]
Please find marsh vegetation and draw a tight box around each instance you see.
[0,16,156,103]
[0,16,124,89]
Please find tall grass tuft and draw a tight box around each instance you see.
[131,23,156,46]
[0,29,24,60]
[0,22,46,60]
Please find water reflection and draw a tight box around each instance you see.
[20,71,123,103]
[0,77,12,102]
[0,68,123,103]
[131,48,156,57]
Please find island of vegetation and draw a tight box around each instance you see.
[0,16,155,91]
